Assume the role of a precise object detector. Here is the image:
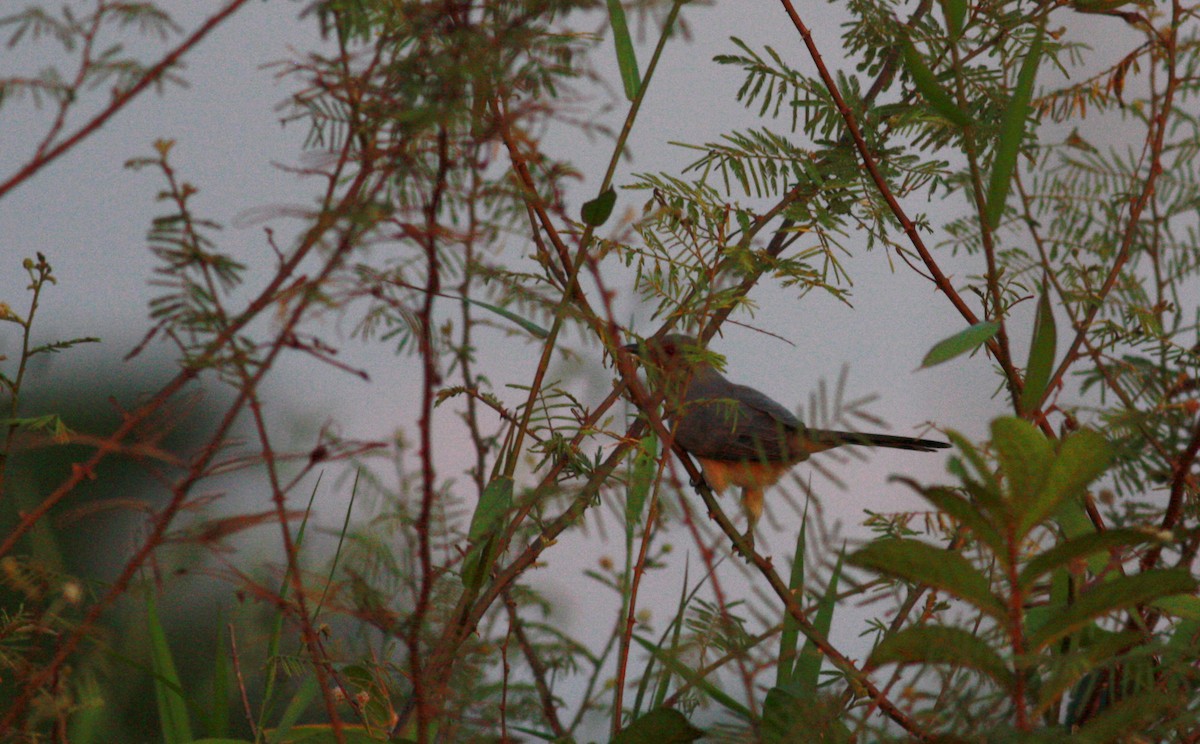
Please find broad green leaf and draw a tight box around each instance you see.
[266,725,385,743]
[207,619,231,737]
[612,706,703,744]
[1168,618,1200,651]
[1033,630,1142,717]
[944,430,1010,525]
[940,0,967,39]
[868,625,1014,692]
[850,539,1006,620]
[606,0,641,100]
[1038,496,1107,646]
[581,187,617,227]
[945,430,994,486]
[147,593,193,744]
[1028,570,1197,651]
[627,435,658,529]
[264,674,318,744]
[1054,496,1110,574]
[461,476,514,589]
[794,544,844,690]
[896,479,1005,558]
[761,686,852,744]
[920,321,999,368]
[1019,288,1058,415]
[1019,528,1161,588]
[1018,428,1111,536]
[1151,594,1200,620]
[991,416,1052,533]
[901,40,971,127]
[984,21,1044,229]
[1072,688,1183,744]
[776,505,808,688]
[632,635,751,719]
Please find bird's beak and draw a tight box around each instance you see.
[621,341,642,355]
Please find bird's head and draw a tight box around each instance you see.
[622,333,719,377]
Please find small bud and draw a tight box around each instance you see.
[62,580,83,605]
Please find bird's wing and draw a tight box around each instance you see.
[675,384,801,462]
[734,384,802,430]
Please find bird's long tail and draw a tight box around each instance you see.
[812,430,950,453]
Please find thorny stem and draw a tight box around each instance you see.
[775,0,1023,398]
[1035,3,1181,414]
[611,462,664,737]
[410,124,451,741]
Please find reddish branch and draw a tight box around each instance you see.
[776,0,1022,398]
[0,0,255,200]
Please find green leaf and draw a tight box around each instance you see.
[264,725,385,743]
[1020,287,1058,415]
[990,416,1052,532]
[984,21,1044,229]
[920,321,1000,368]
[461,476,514,589]
[944,430,1009,524]
[1054,496,1110,574]
[794,544,843,690]
[776,504,808,688]
[945,430,993,486]
[612,706,703,744]
[895,478,1005,558]
[1028,569,1197,651]
[606,0,641,100]
[632,635,751,719]
[1017,428,1111,536]
[1071,0,1144,10]
[627,435,658,529]
[207,620,231,737]
[581,187,617,227]
[264,675,318,744]
[869,625,1014,692]
[850,539,1006,620]
[460,295,549,339]
[1033,629,1143,717]
[147,593,193,744]
[940,0,967,39]
[761,686,852,744]
[900,40,971,127]
[1071,688,1184,744]
[1019,528,1161,589]
[1168,617,1200,651]
[1151,594,1200,620]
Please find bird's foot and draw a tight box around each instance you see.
[734,529,756,562]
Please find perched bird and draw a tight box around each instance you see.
[623,333,949,549]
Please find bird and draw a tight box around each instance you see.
[622,333,950,551]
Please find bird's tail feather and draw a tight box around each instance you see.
[813,430,950,453]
